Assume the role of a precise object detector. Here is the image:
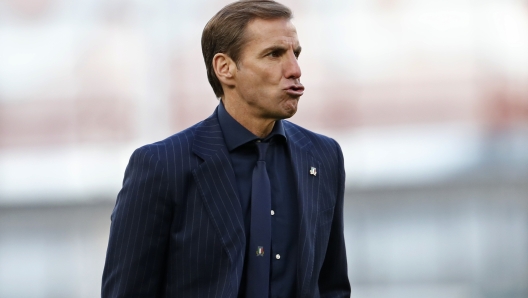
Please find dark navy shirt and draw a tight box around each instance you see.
[217,102,298,298]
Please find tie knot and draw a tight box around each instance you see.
[255,141,269,161]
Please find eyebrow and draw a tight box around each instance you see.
[260,44,302,55]
[295,45,302,53]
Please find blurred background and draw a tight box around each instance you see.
[1,0,527,297]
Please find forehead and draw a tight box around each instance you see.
[243,18,300,50]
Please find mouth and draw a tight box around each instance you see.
[285,84,305,97]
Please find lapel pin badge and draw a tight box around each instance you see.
[310,167,317,176]
[256,246,265,257]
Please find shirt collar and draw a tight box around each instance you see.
[217,101,287,152]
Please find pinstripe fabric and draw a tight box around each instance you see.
[102,107,350,298]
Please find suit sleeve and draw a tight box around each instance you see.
[102,147,172,298]
[318,140,351,297]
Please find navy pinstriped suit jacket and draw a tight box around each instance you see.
[102,108,351,298]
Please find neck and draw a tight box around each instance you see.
[221,98,275,139]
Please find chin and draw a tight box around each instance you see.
[266,98,298,119]
[279,107,297,119]
[264,107,296,120]
[282,100,298,118]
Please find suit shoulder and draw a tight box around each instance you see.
[132,121,202,160]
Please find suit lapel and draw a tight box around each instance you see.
[284,122,321,297]
[191,110,245,292]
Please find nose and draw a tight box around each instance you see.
[284,51,301,80]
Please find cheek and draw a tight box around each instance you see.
[238,65,282,96]
[257,65,281,83]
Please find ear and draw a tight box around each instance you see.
[212,53,237,88]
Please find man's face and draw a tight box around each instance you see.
[233,18,303,120]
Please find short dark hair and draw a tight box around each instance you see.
[201,0,293,98]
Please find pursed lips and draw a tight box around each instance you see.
[284,84,305,97]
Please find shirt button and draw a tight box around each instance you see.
[276,254,281,260]
[271,210,275,216]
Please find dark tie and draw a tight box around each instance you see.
[245,141,271,298]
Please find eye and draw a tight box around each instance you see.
[268,50,280,58]
[294,51,301,59]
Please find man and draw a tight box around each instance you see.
[102,1,350,297]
